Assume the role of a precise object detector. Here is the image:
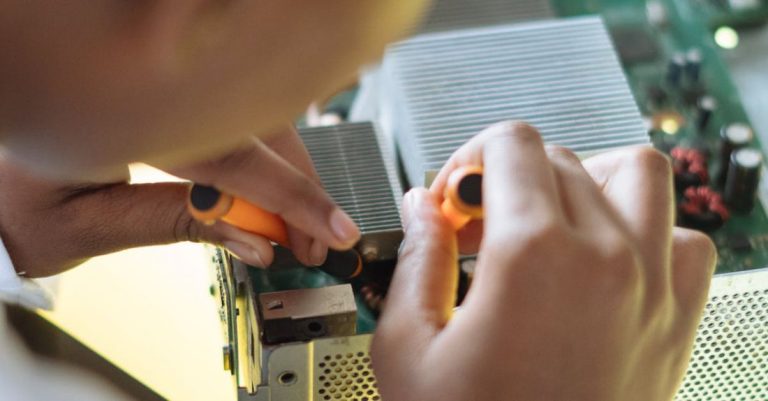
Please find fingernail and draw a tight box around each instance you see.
[402,191,415,230]
[330,208,360,246]
[224,241,267,268]
[308,239,328,266]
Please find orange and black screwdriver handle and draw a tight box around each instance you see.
[187,184,362,279]
[441,166,484,231]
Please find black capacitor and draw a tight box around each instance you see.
[724,148,763,213]
[718,123,754,185]
[647,85,668,108]
[685,48,703,83]
[697,96,718,130]
[667,53,686,86]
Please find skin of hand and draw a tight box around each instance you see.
[0,0,432,181]
[372,122,716,401]
[0,126,359,278]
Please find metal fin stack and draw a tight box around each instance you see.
[376,16,649,187]
[420,0,554,33]
[299,122,403,261]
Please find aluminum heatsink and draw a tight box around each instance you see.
[376,16,649,187]
[420,0,554,33]
[298,123,403,261]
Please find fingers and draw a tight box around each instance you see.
[457,220,483,255]
[15,183,273,277]
[377,188,458,349]
[482,122,564,240]
[671,227,716,315]
[63,182,275,268]
[582,147,675,270]
[545,146,628,237]
[429,122,563,254]
[262,126,328,266]
[169,137,360,253]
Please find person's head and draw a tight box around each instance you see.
[0,1,431,179]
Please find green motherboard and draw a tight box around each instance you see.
[554,0,768,273]
[246,0,768,336]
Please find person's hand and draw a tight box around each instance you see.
[0,126,359,278]
[372,122,715,401]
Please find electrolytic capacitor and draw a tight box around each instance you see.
[718,123,754,185]
[647,85,668,108]
[697,96,718,130]
[685,48,703,83]
[667,53,686,86]
[724,148,763,213]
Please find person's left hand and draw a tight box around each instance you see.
[0,126,358,278]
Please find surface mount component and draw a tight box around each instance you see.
[259,285,357,344]
[420,0,554,33]
[610,26,661,64]
[298,123,403,262]
[372,16,649,186]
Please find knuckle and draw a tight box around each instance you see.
[675,228,718,275]
[215,147,255,174]
[689,231,718,270]
[485,219,564,260]
[592,240,642,293]
[502,121,541,140]
[546,145,579,162]
[173,207,203,243]
[401,222,453,262]
[626,147,672,179]
[484,120,542,144]
[276,175,329,214]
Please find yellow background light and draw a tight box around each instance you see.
[715,26,740,49]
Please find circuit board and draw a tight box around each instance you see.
[245,0,768,338]
[552,0,768,273]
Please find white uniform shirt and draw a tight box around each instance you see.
[0,236,127,400]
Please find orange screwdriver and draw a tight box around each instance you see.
[187,184,362,279]
[441,166,484,231]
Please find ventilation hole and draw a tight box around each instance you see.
[277,371,297,386]
[308,321,323,333]
[675,287,768,401]
[317,350,380,400]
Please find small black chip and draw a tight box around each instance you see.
[610,27,661,64]
[728,234,753,253]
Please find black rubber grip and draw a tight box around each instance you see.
[457,173,483,206]
[319,250,363,279]
[189,185,222,211]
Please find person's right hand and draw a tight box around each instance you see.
[372,122,716,401]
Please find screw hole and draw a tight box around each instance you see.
[278,371,297,386]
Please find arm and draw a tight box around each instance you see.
[0,127,358,277]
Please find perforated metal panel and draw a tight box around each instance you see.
[420,0,554,33]
[676,269,768,400]
[376,16,649,186]
[244,271,768,401]
[316,351,380,401]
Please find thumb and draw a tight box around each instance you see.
[374,188,458,356]
[72,182,274,267]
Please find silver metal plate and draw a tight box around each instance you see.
[299,123,403,260]
[420,0,554,33]
[676,268,768,400]
[375,16,649,186]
